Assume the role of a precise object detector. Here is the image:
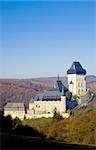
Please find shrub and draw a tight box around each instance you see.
[73,95,80,100]
[53,108,63,120]
[67,109,71,113]
[0,114,13,133]
[12,117,22,129]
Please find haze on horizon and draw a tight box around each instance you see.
[0,1,96,78]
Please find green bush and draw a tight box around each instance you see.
[67,109,71,113]
[53,108,63,120]
[12,117,22,129]
[73,95,80,100]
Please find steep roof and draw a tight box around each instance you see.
[34,90,61,101]
[33,77,70,101]
[32,90,78,109]
[66,98,78,110]
[4,102,25,108]
[55,78,68,93]
[56,80,63,92]
[67,61,86,75]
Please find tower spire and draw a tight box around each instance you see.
[57,73,59,80]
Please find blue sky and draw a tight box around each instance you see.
[0,1,96,78]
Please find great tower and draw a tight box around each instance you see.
[67,61,86,96]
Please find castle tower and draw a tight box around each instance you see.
[67,61,86,96]
[60,86,66,113]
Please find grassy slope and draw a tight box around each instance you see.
[22,100,96,146]
[1,132,96,150]
[22,118,58,134]
[1,101,96,149]
[47,105,96,145]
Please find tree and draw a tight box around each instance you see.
[53,108,63,120]
[1,115,13,133]
[12,117,22,129]
[73,95,80,100]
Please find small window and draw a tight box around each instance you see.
[36,105,40,108]
[78,82,80,87]
[81,83,83,87]
[78,89,80,95]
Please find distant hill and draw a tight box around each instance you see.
[32,75,96,94]
[0,75,96,108]
[0,79,50,108]
[32,76,68,87]
[86,75,96,94]
[86,75,96,85]
[32,75,96,88]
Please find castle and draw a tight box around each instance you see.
[4,61,89,120]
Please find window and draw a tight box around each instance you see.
[78,82,80,87]
[81,83,83,87]
[78,89,80,95]
[36,105,40,108]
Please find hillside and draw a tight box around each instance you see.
[22,99,96,146]
[0,79,50,108]
[0,75,96,108]
[49,109,96,145]
[1,98,96,148]
[86,75,96,94]
[34,75,96,88]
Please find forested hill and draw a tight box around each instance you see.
[0,75,96,108]
[32,75,96,87]
[0,79,50,108]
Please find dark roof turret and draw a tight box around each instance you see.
[67,61,86,75]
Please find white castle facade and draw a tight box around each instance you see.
[4,103,25,120]
[4,61,88,120]
[26,92,68,119]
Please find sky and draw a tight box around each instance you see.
[0,1,96,78]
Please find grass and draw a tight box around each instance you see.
[22,117,58,134]
[31,81,47,86]
[1,132,96,150]
[22,106,96,146]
